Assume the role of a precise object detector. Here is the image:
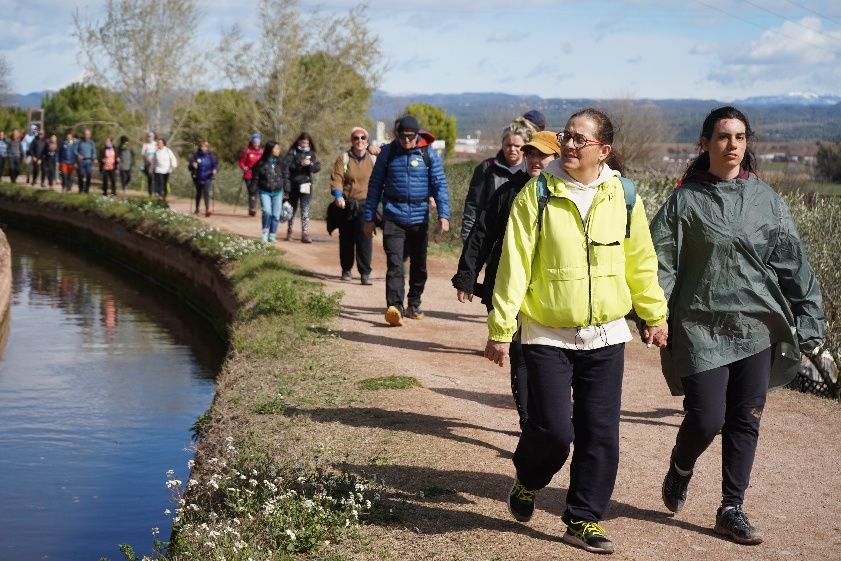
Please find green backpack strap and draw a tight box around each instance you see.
[536,173,549,232]
[619,176,636,238]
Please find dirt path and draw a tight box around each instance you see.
[178,196,841,560]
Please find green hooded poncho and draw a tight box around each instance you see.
[650,174,824,396]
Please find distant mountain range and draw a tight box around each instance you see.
[371,91,841,143]
[10,90,840,143]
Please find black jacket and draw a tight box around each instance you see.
[460,151,525,242]
[452,170,530,309]
[29,137,46,159]
[283,146,321,189]
[252,157,288,193]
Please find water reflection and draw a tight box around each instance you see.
[0,227,223,561]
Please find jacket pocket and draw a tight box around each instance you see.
[546,266,587,281]
[589,238,625,277]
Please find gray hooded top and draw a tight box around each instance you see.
[650,173,824,395]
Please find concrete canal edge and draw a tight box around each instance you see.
[0,228,11,355]
[0,195,238,341]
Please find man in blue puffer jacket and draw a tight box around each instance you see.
[364,115,451,326]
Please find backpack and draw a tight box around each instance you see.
[342,151,377,174]
[536,173,636,238]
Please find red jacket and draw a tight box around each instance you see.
[239,146,264,180]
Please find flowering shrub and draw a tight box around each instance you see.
[161,437,382,560]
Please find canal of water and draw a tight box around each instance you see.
[0,227,224,560]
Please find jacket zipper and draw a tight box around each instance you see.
[564,191,606,327]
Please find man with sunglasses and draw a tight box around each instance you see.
[364,115,451,326]
[330,127,377,285]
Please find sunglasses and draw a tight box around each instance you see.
[352,135,367,141]
[557,131,608,149]
[398,132,417,141]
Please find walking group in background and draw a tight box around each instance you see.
[450,105,824,554]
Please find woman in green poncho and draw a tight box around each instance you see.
[650,106,825,545]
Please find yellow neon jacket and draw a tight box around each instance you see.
[488,173,668,342]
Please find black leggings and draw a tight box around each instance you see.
[673,347,772,507]
[194,180,212,211]
[101,170,116,195]
[119,170,131,191]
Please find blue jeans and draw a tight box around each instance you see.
[259,191,282,233]
[78,159,93,192]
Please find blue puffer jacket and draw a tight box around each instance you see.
[364,141,450,225]
[188,150,218,183]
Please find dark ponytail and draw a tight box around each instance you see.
[683,105,757,180]
[567,108,625,175]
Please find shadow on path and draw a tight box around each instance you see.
[431,387,517,412]
[331,327,484,356]
[286,406,515,457]
[342,462,714,539]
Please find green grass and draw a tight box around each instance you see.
[357,375,421,391]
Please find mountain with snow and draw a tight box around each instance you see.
[734,92,841,106]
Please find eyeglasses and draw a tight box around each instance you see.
[557,131,608,149]
[352,135,367,141]
[398,132,417,141]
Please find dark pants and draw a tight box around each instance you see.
[673,347,772,507]
[31,160,41,184]
[42,161,56,186]
[194,180,212,212]
[244,178,257,213]
[144,164,155,195]
[101,169,116,195]
[78,160,93,192]
[0,157,5,178]
[119,170,131,191]
[338,202,372,276]
[8,157,20,183]
[514,343,625,522]
[154,173,169,199]
[382,220,428,311]
[510,338,529,428]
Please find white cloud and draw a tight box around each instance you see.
[707,17,841,87]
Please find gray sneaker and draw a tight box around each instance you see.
[714,505,763,545]
[662,456,692,513]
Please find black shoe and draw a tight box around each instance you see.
[248,209,257,217]
[507,478,538,523]
[360,274,372,285]
[562,514,615,554]
[341,270,352,281]
[714,505,763,545]
[405,305,424,320]
[662,456,692,513]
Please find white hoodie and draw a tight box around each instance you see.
[154,146,177,174]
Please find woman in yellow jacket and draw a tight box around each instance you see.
[485,108,669,554]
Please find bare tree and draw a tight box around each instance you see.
[0,54,11,105]
[604,98,670,170]
[73,0,200,144]
[218,0,383,151]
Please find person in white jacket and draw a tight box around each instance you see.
[153,138,177,201]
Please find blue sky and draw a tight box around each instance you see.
[2,0,840,100]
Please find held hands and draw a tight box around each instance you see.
[456,290,473,303]
[363,221,376,238]
[438,218,450,234]
[484,339,509,367]
[642,323,669,349]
